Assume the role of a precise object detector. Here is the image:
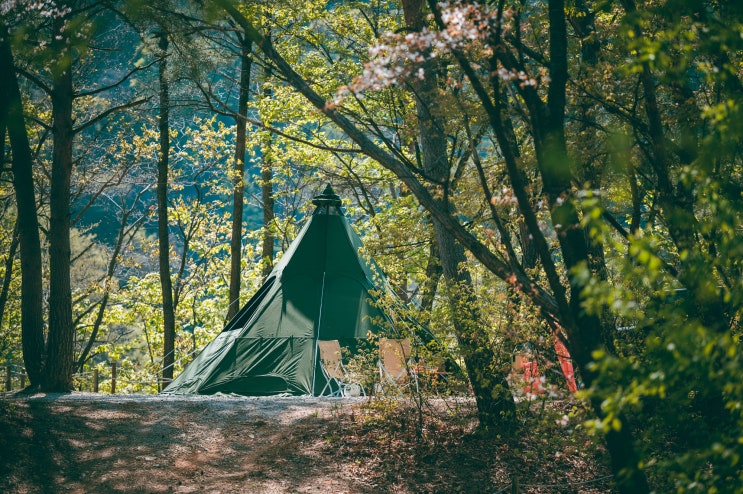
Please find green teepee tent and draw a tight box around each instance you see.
[163,185,400,396]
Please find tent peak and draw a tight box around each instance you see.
[312,184,343,215]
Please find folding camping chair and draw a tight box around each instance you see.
[318,340,364,397]
[377,338,418,394]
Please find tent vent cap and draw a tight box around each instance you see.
[312,184,342,211]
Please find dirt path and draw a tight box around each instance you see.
[1,393,367,493]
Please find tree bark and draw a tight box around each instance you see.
[45,15,76,392]
[0,23,45,387]
[227,36,253,321]
[157,33,176,386]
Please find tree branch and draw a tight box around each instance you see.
[73,97,150,134]
[76,59,159,98]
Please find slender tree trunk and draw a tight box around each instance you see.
[258,72,275,280]
[0,222,19,331]
[45,15,75,392]
[527,1,649,491]
[260,132,274,279]
[570,0,615,353]
[227,36,253,321]
[419,238,442,313]
[402,0,516,429]
[0,22,45,387]
[157,33,176,386]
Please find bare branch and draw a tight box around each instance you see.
[73,97,150,134]
[76,59,159,98]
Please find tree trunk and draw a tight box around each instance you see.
[528,1,649,491]
[0,222,19,336]
[402,0,516,429]
[45,16,75,392]
[157,33,176,386]
[0,25,45,386]
[227,36,253,321]
[260,132,274,279]
[570,0,615,353]
[419,238,442,313]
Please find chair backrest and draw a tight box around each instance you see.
[318,340,344,379]
[379,338,412,382]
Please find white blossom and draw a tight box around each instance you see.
[336,1,517,104]
[490,187,518,206]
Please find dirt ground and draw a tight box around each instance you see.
[0,392,615,493]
